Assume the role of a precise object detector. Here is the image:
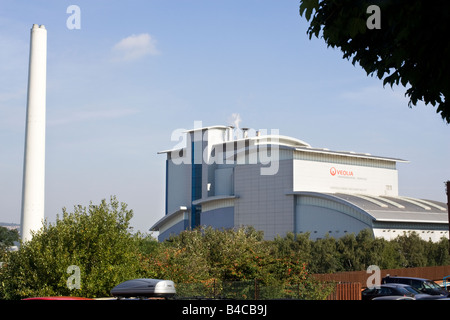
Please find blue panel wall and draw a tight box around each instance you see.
[158,219,189,242]
[201,207,234,229]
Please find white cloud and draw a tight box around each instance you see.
[112,33,160,61]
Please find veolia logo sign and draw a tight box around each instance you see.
[330,167,354,177]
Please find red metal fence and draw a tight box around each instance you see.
[325,282,361,300]
[314,265,450,285]
[173,266,450,300]
[314,265,450,300]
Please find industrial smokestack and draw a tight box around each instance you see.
[20,24,47,243]
[242,128,249,139]
[227,126,234,141]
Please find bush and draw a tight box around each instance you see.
[0,196,142,299]
[2,196,448,300]
[138,226,334,299]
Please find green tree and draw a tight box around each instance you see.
[134,232,159,256]
[299,0,450,123]
[337,233,360,271]
[142,226,271,283]
[0,226,19,250]
[0,196,142,300]
[354,228,380,269]
[273,232,313,266]
[427,237,450,266]
[393,231,428,268]
[309,234,342,273]
[203,227,270,282]
[138,227,332,299]
[371,237,405,269]
[145,228,212,283]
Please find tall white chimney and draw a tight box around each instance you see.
[20,24,47,243]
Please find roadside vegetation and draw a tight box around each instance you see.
[0,197,448,299]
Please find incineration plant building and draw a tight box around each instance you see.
[150,125,448,242]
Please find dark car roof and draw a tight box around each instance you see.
[364,283,417,290]
[383,276,429,281]
[378,283,415,287]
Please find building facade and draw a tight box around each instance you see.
[151,125,448,242]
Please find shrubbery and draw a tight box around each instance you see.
[273,229,450,273]
[0,197,141,299]
[1,197,449,299]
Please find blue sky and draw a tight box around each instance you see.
[1,1,449,234]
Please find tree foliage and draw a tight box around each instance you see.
[299,0,450,123]
[1,196,449,300]
[0,196,141,299]
[140,226,308,284]
[300,230,449,273]
[0,226,19,250]
[139,226,331,299]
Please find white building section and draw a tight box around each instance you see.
[151,124,448,243]
[20,24,47,243]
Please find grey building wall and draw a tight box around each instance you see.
[214,167,234,196]
[166,160,191,215]
[234,159,294,240]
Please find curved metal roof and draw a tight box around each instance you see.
[328,193,448,224]
[289,191,448,225]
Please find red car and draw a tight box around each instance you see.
[23,296,93,300]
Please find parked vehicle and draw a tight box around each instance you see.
[362,283,437,300]
[372,296,415,300]
[23,296,93,300]
[110,278,176,299]
[382,276,450,297]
